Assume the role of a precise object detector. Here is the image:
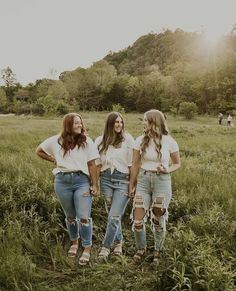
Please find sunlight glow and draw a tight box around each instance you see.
[202,24,227,45]
[205,29,224,44]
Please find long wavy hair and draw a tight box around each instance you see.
[98,112,125,154]
[140,109,168,161]
[58,113,87,156]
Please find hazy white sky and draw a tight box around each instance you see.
[0,0,235,85]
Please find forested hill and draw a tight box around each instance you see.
[1,29,236,115]
[104,29,236,78]
[104,29,200,75]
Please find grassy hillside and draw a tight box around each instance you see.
[0,113,235,291]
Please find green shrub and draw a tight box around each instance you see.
[112,103,125,114]
[179,101,198,119]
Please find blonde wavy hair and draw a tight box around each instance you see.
[140,109,168,161]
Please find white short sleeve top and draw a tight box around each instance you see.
[95,132,134,174]
[39,135,99,175]
[134,134,179,171]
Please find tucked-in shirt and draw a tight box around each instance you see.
[39,135,99,175]
[134,134,179,171]
[95,132,134,174]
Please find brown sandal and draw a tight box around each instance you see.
[68,244,79,258]
[133,249,145,263]
[113,241,123,256]
[98,247,110,259]
[79,250,91,265]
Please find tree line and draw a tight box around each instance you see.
[1,28,236,116]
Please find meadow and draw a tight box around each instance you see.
[0,113,235,291]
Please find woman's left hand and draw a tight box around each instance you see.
[157,165,169,174]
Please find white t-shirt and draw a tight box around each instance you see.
[227,115,233,122]
[39,135,99,175]
[95,132,134,174]
[134,134,179,171]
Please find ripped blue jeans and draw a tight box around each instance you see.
[54,171,93,247]
[132,169,172,252]
[100,169,129,248]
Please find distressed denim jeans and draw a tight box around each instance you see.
[100,169,129,248]
[132,169,172,251]
[54,171,93,247]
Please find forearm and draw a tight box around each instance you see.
[88,162,98,187]
[129,149,141,193]
[96,165,101,181]
[167,151,181,174]
[168,163,180,173]
[36,147,55,163]
[129,165,140,190]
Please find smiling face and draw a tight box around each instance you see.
[73,116,83,134]
[113,116,123,133]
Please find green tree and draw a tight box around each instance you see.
[14,89,31,102]
[34,79,55,100]
[55,101,69,116]
[1,67,17,87]
[60,68,86,104]
[47,80,69,102]
[38,95,57,115]
[0,88,8,112]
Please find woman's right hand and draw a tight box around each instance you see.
[128,186,136,198]
[90,185,99,197]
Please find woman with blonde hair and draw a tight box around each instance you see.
[95,112,134,259]
[36,113,99,265]
[129,109,180,263]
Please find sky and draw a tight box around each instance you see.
[0,0,236,85]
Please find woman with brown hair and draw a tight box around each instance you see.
[128,109,180,264]
[95,112,134,259]
[36,113,99,265]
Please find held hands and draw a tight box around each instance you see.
[90,185,99,197]
[128,186,136,199]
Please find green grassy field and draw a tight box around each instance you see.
[0,113,235,291]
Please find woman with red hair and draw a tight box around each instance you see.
[36,113,99,265]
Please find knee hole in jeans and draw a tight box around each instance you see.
[152,207,166,217]
[151,212,166,233]
[67,217,77,225]
[152,197,165,216]
[80,218,91,225]
[134,220,144,231]
[133,196,145,220]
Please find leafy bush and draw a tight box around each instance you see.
[31,103,45,115]
[112,103,125,114]
[56,102,69,116]
[179,101,198,119]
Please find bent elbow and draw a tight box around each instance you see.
[35,147,40,156]
[176,162,181,170]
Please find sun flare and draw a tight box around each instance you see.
[202,24,226,45]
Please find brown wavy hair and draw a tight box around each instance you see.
[58,113,87,156]
[140,109,168,161]
[98,112,125,154]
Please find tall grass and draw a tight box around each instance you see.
[0,113,235,291]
